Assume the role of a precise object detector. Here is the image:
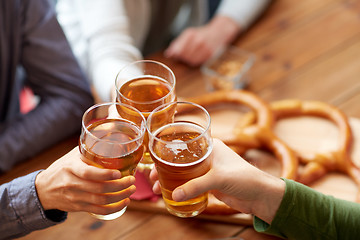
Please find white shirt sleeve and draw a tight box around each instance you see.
[57,0,150,101]
[215,0,271,30]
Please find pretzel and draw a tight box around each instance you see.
[270,99,360,200]
[185,90,272,148]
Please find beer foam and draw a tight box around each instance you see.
[167,139,188,155]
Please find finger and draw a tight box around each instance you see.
[172,173,215,202]
[88,186,137,206]
[66,185,136,207]
[60,147,123,181]
[149,167,158,182]
[152,180,162,195]
[86,198,131,216]
[71,175,136,194]
[185,42,212,66]
[72,159,123,181]
[165,38,184,58]
[165,30,193,58]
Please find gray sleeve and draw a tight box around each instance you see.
[215,0,271,29]
[0,171,67,239]
[0,0,93,171]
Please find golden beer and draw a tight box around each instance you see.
[80,118,144,175]
[117,76,174,115]
[79,102,146,220]
[117,75,176,167]
[150,122,213,217]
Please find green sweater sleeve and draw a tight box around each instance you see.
[253,178,360,239]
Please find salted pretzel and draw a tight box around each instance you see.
[270,100,360,200]
[235,99,360,186]
[185,90,272,149]
[183,90,299,214]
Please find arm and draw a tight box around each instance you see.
[57,0,149,101]
[254,179,360,239]
[0,147,136,239]
[153,139,360,239]
[215,0,271,31]
[164,0,271,66]
[0,171,65,239]
[0,0,94,171]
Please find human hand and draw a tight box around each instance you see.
[165,15,241,66]
[35,147,136,215]
[151,139,285,224]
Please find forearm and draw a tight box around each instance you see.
[72,0,144,101]
[0,171,67,239]
[206,15,241,45]
[0,0,94,171]
[0,97,88,171]
[216,0,271,30]
[254,179,360,239]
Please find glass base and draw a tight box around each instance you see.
[163,195,208,218]
[90,206,127,220]
[165,205,207,218]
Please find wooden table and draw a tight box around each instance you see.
[2,1,360,239]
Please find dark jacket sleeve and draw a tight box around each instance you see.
[0,0,94,171]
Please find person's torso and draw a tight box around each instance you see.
[0,1,24,123]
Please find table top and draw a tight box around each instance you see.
[2,1,360,239]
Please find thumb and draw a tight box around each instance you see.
[172,173,214,202]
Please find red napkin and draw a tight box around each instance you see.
[131,171,160,202]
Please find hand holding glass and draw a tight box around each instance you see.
[79,102,146,220]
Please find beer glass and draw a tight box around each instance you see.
[79,102,146,220]
[115,60,176,170]
[147,101,213,218]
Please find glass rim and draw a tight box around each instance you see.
[81,102,146,145]
[115,60,176,106]
[146,101,211,146]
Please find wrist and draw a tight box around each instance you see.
[35,170,51,210]
[207,15,241,45]
[251,174,286,224]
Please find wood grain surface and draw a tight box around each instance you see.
[2,0,360,239]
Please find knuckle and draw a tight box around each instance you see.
[64,191,78,204]
[93,194,110,205]
[94,183,106,193]
[78,167,91,179]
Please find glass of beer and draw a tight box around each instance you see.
[79,102,146,220]
[147,101,213,218]
[115,60,176,171]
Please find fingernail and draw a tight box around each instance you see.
[173,188,185,202]
[112,171,121,179]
